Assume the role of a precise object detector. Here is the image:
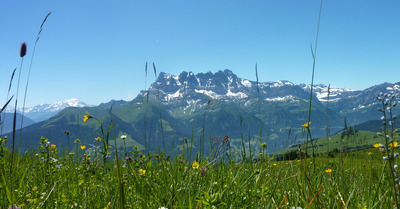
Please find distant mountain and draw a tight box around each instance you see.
[327,82,400,125]
[4,98,90,122]
[0,112,36,134]
[7,70,400,155]
[299,84,360,102]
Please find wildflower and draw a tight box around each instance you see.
[373,143,381,148]
[20,42,27,58]
[368,152,373,155]
[50,144,56,149]
[390,141,398,147]
[80,145,86,150]
[184,137,188,143]
[261,142,267,148]
[201,167,207,175]
[138,169,146,175]
[325,169,332,173]
[74,138,80,143]
[9,206,21,209]
[83,111,92,122]
[302,122,311,128]
[158,207,168,209]
[192,161,199,169]
[121,135,127,140]
[95,137,102,142]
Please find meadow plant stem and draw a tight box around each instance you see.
[0,69,16,136]
[112,119,125,208]
[20,12,51,137]
[255,63,262,152]
[305,0,323,158]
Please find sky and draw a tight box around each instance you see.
[1,0,399,107]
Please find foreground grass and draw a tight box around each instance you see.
[0,142,397,208]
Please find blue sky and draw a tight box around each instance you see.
[1,0,399,107]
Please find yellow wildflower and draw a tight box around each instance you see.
[95,137,102,142]
[83,111,92,122]
[261,142,267,148]
[325,168,332,173]
[80,145,86,150]
[373,143,381,148]
[368,152,373,155]
[302,122,311,128]
[138,169,146,175]
[272,163,277,166]
[50,144,56,149]
[192,161,199,169]
[389,141,398,147]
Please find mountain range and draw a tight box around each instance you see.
[2,98,89,122]
[4,70,400,154]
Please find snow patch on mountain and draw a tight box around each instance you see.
[165,90,182,101]
[265,95,298,102]
[194,89,221,99]
[226,89,248,99]
[241,79,252,88]
[300,84,356,102]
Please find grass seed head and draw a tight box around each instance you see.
[20,42,27,57]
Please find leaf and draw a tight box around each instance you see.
[0,95,14,113]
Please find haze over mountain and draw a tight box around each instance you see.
[3,98,89,122]
[5,70,400,154]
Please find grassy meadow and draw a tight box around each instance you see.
[0,130,400,208]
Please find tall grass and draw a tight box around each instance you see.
[20,12,52,134]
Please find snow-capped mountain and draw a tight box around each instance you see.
[299,84,360,102]
[141,69,313,109]
[22,98,88,114]
[9,69,400,153]
[3,98,89,122]
[140,70,400,125]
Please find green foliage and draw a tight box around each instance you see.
[0,144,399,208]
